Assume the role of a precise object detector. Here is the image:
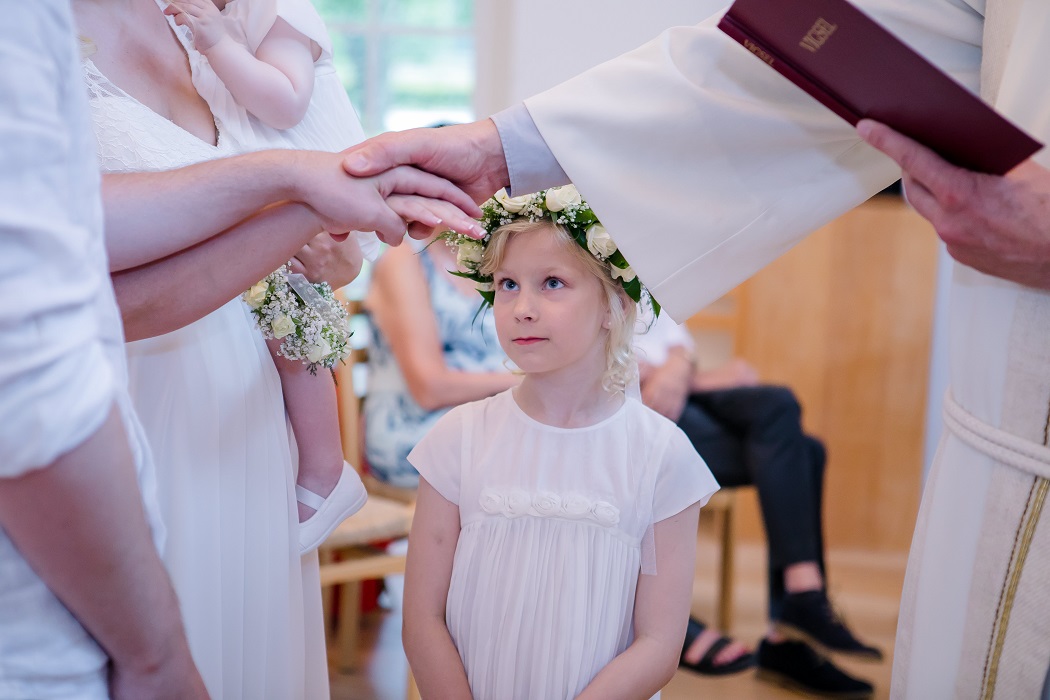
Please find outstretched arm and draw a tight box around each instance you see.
[858,119,1050,290]
[403,478,473,699]
[576,503,701,700]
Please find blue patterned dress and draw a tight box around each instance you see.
[364,249,508,487]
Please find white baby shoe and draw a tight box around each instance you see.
[297,462,368,555]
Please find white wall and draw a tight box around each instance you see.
[475,0,725,117]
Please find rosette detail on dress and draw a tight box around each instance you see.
[478,487,620,526]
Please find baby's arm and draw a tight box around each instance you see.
[403,478,473,700]
[576,503,702,700]
[165,1,315,129]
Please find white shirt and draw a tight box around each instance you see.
[0,3,163,697]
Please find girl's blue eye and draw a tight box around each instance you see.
[544,277,564,290]
[499,278,518,291]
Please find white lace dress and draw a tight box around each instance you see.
[81,14,328,700]
[409,390,719,700]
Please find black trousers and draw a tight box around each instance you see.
[676,385,827,620]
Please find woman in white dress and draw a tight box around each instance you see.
[75,1,329,697]
[72,1,480,696]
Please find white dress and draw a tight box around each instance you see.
[81,12,328,700]
[409,390,719,700]
[188,0,380,260]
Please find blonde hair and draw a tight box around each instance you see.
[479,221,637,393]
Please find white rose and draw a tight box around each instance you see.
[270,314,295,339]
[610,264,636,283]
[494,188,531,214]
[456,240,484,269]
[532,492,562,517]
[586,224,617,260]
[479,488,506,515]
[504,489,532,518]
[561,493,592,518]
[544,185,582,212]
[244,281,268,309]
[476,281,494,293]
[591,501,620,527]
[307,338,332,364]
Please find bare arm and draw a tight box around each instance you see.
[0,407,207,699]
[366,244,517,411]
[403,478,473,699]
[576,503,701,700]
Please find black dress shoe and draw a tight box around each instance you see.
[775,590,884,662]
[757,639,874,699]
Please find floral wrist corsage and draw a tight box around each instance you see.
[243,264,352,374]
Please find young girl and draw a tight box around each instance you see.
[165,0,377,553]
[404,188,720,699]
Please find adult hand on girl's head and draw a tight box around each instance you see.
[343,120,510,205]
[163,0,227,52]
[290,150,483,246]
[290,232,364,289]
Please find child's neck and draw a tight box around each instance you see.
[514,370,623,429]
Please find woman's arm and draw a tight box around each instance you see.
[113,201,321,341]
[403,478,473,699]
[367,244,518,411]
[576,503,701,700]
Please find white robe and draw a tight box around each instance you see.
[524,0,1050,696]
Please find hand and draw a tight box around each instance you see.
[691,358,759,393]
[857,119,1050,290]
[289,232,363,289]
[288,150,483,246]
[640,359,691,422]
[164,0,227,52]
[343,120,510,236]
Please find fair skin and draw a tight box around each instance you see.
[165,0,319,130]
[0,408,207,699]
[76,0,482,338]
[365,235,518,413]
[344,119,1050,291]
[404,228,701,698]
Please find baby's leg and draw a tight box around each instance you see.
[267,339,346,523]
[268,338,368,553]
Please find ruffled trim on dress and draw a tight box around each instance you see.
[479,488,620,527]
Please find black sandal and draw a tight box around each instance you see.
[678,617,757,677]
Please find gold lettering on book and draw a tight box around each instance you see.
[742,39,774,65]
[799,18,837,53]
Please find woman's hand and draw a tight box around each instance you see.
[690,358,759,393]
[290,232,364,289]
[640,349,692,422]
[164,0,228,52]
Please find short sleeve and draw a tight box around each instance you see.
[407,406,466,505]
[652,426,719,523]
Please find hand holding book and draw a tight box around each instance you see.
[717,0,1041,175]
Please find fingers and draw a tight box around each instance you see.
[288,257,307,276]
[378,166,483,220]
[856,120,968,204]
[385,195,482,240]
[343,130,429,177]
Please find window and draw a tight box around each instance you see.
[314,0,475,136]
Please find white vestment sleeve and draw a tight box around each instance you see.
[525,0,984,321]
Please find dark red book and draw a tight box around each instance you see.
[717,0,1041,175]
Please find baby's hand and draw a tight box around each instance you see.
[164,0,227,52]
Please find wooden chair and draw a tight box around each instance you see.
[318,295,421,700]
[686,286,749,633]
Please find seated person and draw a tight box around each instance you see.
[363,233,519,488]
[635,311,882,698]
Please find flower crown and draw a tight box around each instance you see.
[441,186,660,316]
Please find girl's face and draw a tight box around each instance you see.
[492,229,611,380]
